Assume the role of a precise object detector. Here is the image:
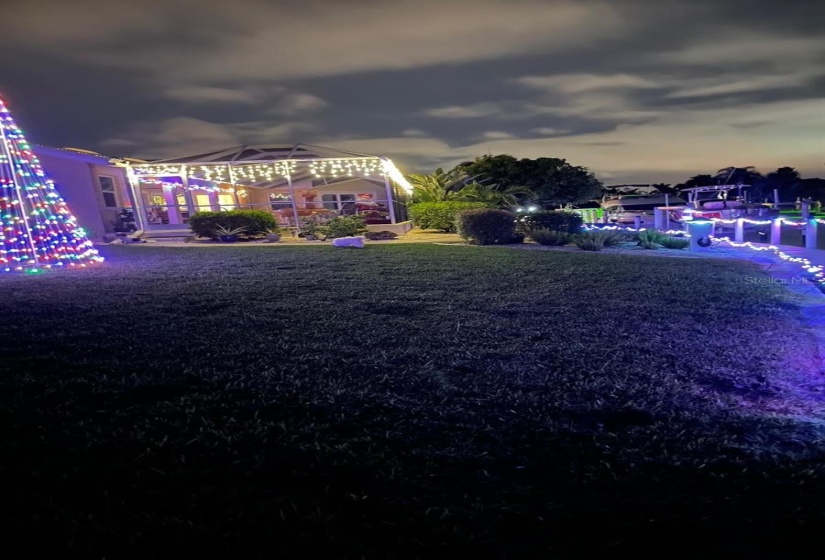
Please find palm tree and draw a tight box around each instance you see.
[713,166,766,203]
[407,168,468,202]
[714,166,763,185]
[458,182,535,208]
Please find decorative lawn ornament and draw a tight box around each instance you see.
[0,96,103,272]
[332,236,365,248]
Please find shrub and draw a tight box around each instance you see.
[319,215,367,239]
[574,237,605,251]
[190,210,278,240]
[596,229,629,247]
[409,201,489,232]
[517,211,583,235]
[574,231,607,251]
[636,229,667,250]
[456,209,518,245]
[527,228,572,246]
[660,237,690,250]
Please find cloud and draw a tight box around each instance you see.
[657,35,825,66]
[317,136,473,170]
[270,93,329,115]
[532,128,571,136]
[5,0,824,186]
[516,73,661,93]
[481,131,516,140]
[2,0,626,84]
[526,95,662,122]
[664,72,820,99]
[164,87,261,104]
[102,117,316,159]
[162,86,329,116]
[423,103,505,119]
[0,0,163,45]
[321,96,825,182]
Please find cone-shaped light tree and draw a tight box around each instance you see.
[0,96,102,272]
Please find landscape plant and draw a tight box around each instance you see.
[518,211,583,235]
[574,231,607,251]
[190,210,278,240]
[660,237,690,249]
[456,208,519,245]
[318,215,367,239]
[409,201,488,232]
[637,229,668,249]
[527,228,572,246]
[212,225,247,243]
[596,229,629,247]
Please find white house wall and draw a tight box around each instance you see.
[34,147,132,239]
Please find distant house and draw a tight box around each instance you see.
[36,143,414,239]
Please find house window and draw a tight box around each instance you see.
[269,192,292,210]
[321,193,356,211]
[98,176,118,208]
[217,194,235,211]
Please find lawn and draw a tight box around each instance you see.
[2,244,825,558]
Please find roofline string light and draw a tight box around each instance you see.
[0,96,103,273]
[129,157,415,194]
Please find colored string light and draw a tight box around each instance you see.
[0,96,103,272]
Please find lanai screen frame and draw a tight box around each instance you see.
[120,144,414,232]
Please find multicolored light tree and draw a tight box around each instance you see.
[0,95,102,272]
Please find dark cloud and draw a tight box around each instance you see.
[1,0,823,182]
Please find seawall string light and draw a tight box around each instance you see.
[712,236,825,287]
[586,224,825,290]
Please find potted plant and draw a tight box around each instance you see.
[265,227,282,243]
[213,224,246,243]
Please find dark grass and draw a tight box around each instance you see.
[2,245,825,558]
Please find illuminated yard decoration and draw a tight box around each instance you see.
[0,96,103,272]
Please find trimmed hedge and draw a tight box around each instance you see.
[457,208,519,245]
[517,211,583,235]
[189,210,279,240]
[409,201,488,232]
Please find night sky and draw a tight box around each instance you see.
[2,0,823,183]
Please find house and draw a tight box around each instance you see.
[36,143,414,239]
[33,146,133,239]
[117,144,414,237]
